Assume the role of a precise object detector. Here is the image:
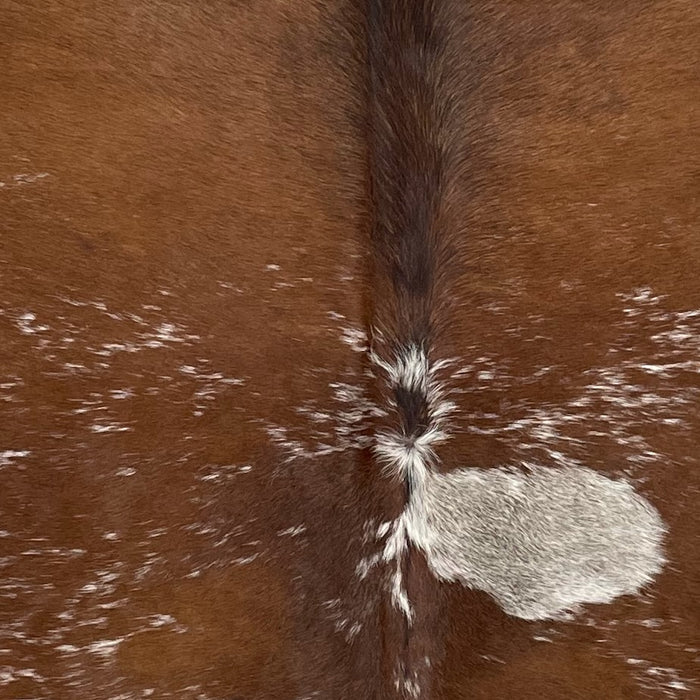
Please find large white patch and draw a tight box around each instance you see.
[418,465,666,620]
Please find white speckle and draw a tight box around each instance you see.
[90,422,132,434]
[265,263,281,271]
[637,618,665,628]
[355,552,382,579]
[347,622,363,639]
[625,659,695,696]
[109,389,134,400]
[340,326,368,352]
[232,554,259,566]
[0,449,30,466]
[395,667,422,699]
[15,311,50,335]
[148,613,177,628]
[87,638,124,657]
[277,525,306,537]
[63,362,88,372]
[1,172,50,189]
[14,172,50,183]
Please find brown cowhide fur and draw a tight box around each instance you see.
[1,2,698,699]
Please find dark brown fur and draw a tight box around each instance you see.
[366,4,466,695]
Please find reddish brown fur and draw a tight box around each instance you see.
[1,1,698,698]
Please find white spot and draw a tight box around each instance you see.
[277,525,306,537]
[1,172,50,189]
[90,422,132,433]
[86,638,123,657]
[420,465,666,620]
[148,613,177,627]
[15,311,49,335]
[340,326,368,352]
[0,449,30,466]
[232,554,259,566]
[13,172,50,183]
[109,389,134,400]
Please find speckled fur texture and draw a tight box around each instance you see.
[3,1,697,698]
